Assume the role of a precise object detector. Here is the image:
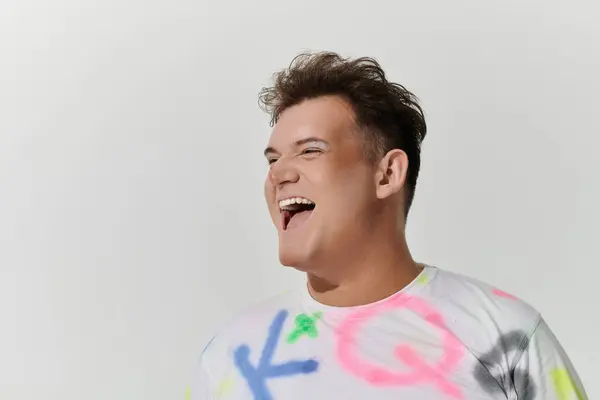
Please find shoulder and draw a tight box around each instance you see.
[423,266,542,355]
[421,268,585,400]
[199,289,299,364]
[427,266,541,330]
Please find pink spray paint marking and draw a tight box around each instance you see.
[335,293,464,399]
[492,288,518,300]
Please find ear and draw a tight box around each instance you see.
[374,149,408,200]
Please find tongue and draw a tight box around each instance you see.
[287,210,313,229]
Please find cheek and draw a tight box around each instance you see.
[264,178,273,201]
[323,172,374,215]
[264,179,278,216]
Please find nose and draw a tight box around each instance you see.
[268,158,300,187]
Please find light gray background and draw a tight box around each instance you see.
[1,0,598,399]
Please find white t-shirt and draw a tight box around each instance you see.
[193,266,587,399]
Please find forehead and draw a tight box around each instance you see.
[267,96,358,150]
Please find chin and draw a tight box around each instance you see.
[278,252,306,270]
[278,246,316,272]
[277,228,323,271]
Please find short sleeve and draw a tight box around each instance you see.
[191,336,217,400]
[513,318,588,399]
[191,354,212,400]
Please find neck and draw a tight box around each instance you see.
[306,227,420,307]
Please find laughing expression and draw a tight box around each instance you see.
[263,96,379,271]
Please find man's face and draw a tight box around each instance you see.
[264,96,379,270]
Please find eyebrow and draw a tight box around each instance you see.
[263,137,329,157]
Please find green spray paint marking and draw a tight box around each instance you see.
[286,312,322,344]
[552,368,585,400]
[184,387,191,400]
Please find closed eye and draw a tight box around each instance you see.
[302,148,323,155]
[267,148,322,165]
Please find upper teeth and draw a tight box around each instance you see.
[279,197,314,208]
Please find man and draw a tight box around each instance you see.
[193,52,587,399]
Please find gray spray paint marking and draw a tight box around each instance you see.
[473,330,537,400]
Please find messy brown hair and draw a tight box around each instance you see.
[258,51,427,216]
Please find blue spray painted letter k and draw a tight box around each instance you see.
[234,310,319,400]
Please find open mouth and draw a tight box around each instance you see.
[279,197,316,231]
